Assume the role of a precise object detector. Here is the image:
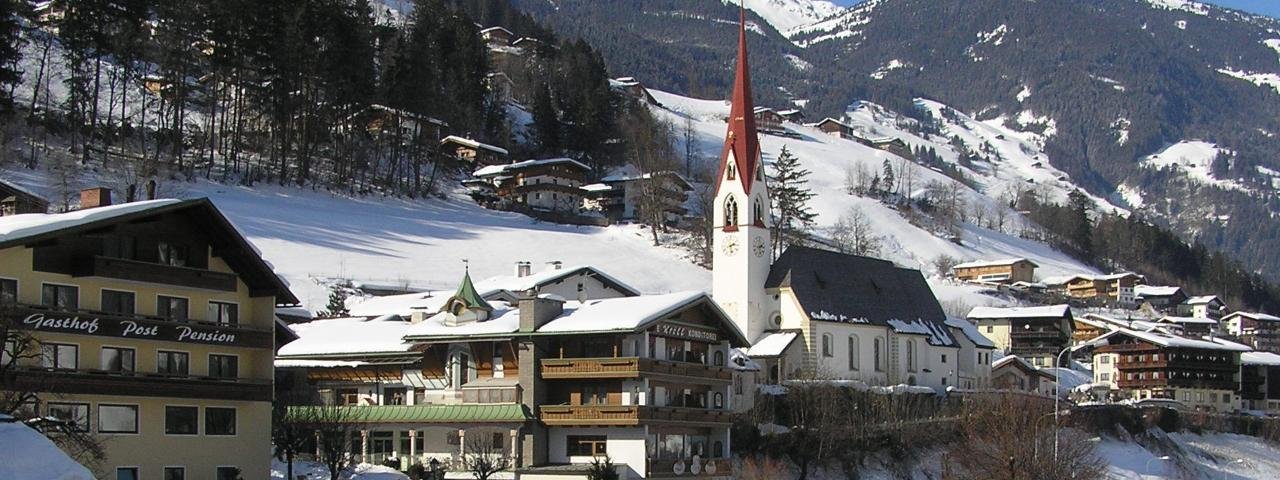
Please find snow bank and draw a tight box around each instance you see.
[0,416,95,480]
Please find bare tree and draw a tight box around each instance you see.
[1,307,42,415]
[737,455,788,480]
[273,393,318,480]
[462,436,511,480]
[296,404,358,480]
[780,378,844,480]
[949,394,1104,480]
[844,163,871,196]
[828,208,882,257]
[932,254,960,277]
[682,115,698,178]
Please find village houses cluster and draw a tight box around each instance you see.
[4,9,1280,480]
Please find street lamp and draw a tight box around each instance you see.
[1052,344,1087,462]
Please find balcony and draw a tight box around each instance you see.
[76,255,238,292]
[5,303,274,348]
[539,405,734,427]
[540,357,733,383]
[5,367,272,401]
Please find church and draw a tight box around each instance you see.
[709,10,993,392]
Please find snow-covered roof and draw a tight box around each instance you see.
[0,199,180,243]
[405,303,522,338]
[599,171,694,190]
[992,355,1055,378]
[440,135,509,155]
[346,265,641,318]
[276,306,313,320]
[967,304,1070,319]
[1094,327,1251,352]
[1135,285,1183,297]
[479,26,513,36]
[1184,295,1222,305]
[609,77,641,88]
[1157,316,1218,325]
[1045,272,1141,285]
[276,316,415,358]
[886,318,958,347]
[0,414,95,480]
[945,317,996,348]
[747,331,799,357]
[730,347,762,371]
[473,158,591,177]
[274,359,370,368]
[580,183,615,193]
[1242,351,1280,366]
[953,257,1036,270]
[1224,311,1280,323]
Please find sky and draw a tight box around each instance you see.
[829,0,1280,19]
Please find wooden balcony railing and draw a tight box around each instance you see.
[78,255,238,292]
[540,357,733,382]
[5,367,272,401]
[539,405,734,426]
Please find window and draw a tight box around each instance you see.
[207,302,238,325]
[157,296,189,320]
[567,435,608,456]
[215,467,240,480]
[848,335,860,371]
[941,354,948,364]
[100,290,135,315]
[906,340,916,372]
[0,278,15,303]
[41,284,78,309]
[163,467,185,480]
[874,338,884,372]
[41,343,78,370]
[158,351,190,375]
[206,407,236,436]
[753,198,765,225]
[101,347,136,373]
[724,196,738,226]
[165,406,199,435]
[713,392,724,409]
[116,468,139,480]
[986,325,994,333]
[492,432,504,450]
[822,334,833,358]
[1101,355,1110,364]
[1100,373,1110,381]
[208,354,238,379]
[99,404,139,434]
[158,242,188,267]
[713,350,725,367]
[734,375,744,395]
[726,163,736,180]
[47,402,89,431]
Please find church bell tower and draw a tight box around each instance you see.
[712,5,773,343]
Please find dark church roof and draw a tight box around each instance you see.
[765,246,956,347]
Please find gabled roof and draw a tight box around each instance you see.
[1135,285,1183,298]
[1093,327,1251,352]
[1156,316,1218,325]
[945,317,996,348]
[1184,295,1223,306]
[440,135,509,155]
[992,355,1056,379]
[0,198,297,304]
[1223,311,1280,323]
[276,316,414,358]
[813,117,853,130]
[967,305,1071,320]
[479,26,513,37]
[766,246,956,346]
[746,330,799,357]
[473,158,590,177]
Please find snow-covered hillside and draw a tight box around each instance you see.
[648,88,1097,279]
[731,0,844,36]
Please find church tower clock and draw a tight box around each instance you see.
[712,5,774,343]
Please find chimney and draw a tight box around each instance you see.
[515,261,532,278]
[519,290,564,332]
[79,187,112,210]
[547,261,563,271]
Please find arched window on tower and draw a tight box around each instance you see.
[753,198,765,226]
[724,196,739,226]
[727,163,736,180]
[755,162,763,181]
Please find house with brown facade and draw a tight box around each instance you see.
[1090,327,1248,412]
[951,258,1037,284]
[480,26,515,48]
[1,190,298,480]
[581,171,693,226]
[470,158,591,214]
[1240,351,1280,413]
[991,355,1058,397]
[1222,311,1280,354]
[441,135,509,167]
[0,180,49,216]
[278,270,747,479]
[753,107,787,134]
[813,118,855,139]
[1049,272,1144,304]
[966,305,1072,367]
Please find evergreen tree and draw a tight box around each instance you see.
[1210,152,1230,179]
[0,0,22,114]
[531,82,560,153]
[881,158,895,195]
[1066,190,1093,257]
[769,145,816,257]
[320,285,350,318]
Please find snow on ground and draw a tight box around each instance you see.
[1145,0,1212,16]
[1266,39,1280,62]
[734,0,845,36]
[869,59,909,79]
[0,168,709,311]
[1100,432,1280,479]
[1217,67,1280,94]
[271,458,409,480]
[1141,140,1248,191]
[0,416,95,480]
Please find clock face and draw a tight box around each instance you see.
[722,237,739,256]
[753,236,766,257]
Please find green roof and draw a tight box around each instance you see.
[453,271,494,312]
[288,404,529,424]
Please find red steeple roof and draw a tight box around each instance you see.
[717,4,762,195]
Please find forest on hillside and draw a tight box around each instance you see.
[0,0,673,204]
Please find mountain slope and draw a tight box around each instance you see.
[735,0,844,34]
[510,0,1280,282]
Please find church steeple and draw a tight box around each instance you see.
[717,4,762,196]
